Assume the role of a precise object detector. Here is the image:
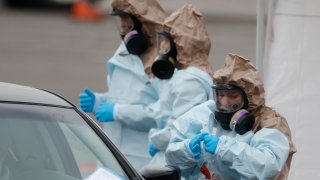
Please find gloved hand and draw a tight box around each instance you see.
[148,143,160,157]
[203,134,220,154]
[95,102,115,122]
[188,132,208,158]
[79,88,95,112]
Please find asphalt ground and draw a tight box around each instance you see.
[0,3,256,107]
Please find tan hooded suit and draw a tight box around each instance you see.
[148,4,214,165]
[166,54,296,180]
[213,54,297,179]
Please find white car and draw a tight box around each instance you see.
[0,82,181,180]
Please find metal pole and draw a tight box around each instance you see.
[256,0,265,77]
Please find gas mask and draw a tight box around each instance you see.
[111,10,149,55]
[213,84,255,135]
[151,31,178,79]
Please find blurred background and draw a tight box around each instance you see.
[0,0,257,106]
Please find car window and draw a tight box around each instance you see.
[0,103,129,180]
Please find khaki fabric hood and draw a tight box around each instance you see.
[213,54,265,111]
[111,0,167,76]
[213,54,296,179]
[162,4,213,76]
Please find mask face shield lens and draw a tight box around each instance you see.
[112,14,135,36]
[152,30,177,79]
[212,84,245,113]
[157,32,171,55]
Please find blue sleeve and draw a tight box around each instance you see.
[216,128,290,179]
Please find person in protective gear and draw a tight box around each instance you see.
[147,4,214,165]
[79,0,167,170]
[165,54,297,180]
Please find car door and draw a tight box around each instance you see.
[0,103,135,180]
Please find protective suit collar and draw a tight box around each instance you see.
[108,43,150,84]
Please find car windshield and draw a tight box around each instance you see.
[0,103,129,180]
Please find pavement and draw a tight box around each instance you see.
[0,1,257,106]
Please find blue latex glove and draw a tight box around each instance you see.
[203,134,220,154]
[95,102,115,122]
[188,132,208,158]
[148,143,160,157]
[79,88,95,112]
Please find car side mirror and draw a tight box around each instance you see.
[139,164,180,180]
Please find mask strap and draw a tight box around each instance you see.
[168,56,176,66]
[123,30,138,44]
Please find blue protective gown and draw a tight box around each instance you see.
[165,100,290,180]
[148,67,213,165]
[94,43,159,170]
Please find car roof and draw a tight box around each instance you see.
[0,82,73,107]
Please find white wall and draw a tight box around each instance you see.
[263,0,320,179]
